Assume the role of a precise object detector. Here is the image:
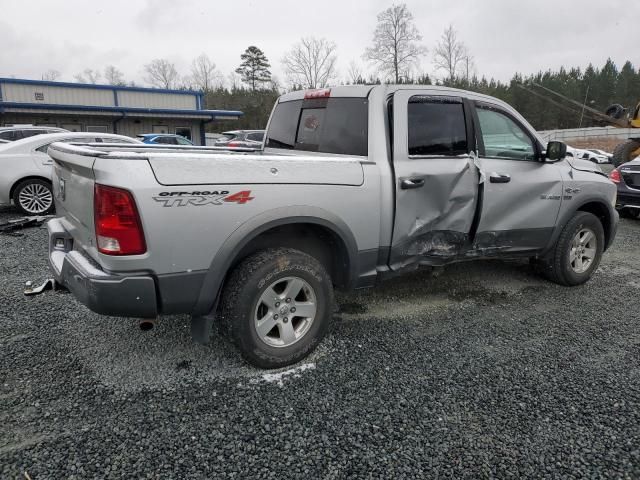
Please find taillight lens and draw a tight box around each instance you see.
[227,141,240,147]
[94,184,146,255]
[609,169,621,184]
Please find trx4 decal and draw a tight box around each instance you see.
[153,190,254,207]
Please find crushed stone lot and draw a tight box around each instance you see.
[1,205,640,479]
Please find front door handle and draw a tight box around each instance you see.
[489,173,511,184]
[400,178,425,189]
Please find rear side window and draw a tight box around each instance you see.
[408,96,468,156]
[247,132,264,142]
[266,98,368,156]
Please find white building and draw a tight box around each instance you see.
[0,78,242,145]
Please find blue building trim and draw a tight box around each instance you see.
[0,101,243,118]
[0,77,202,97]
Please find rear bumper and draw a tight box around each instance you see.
[616,186,640,209]
[47,218,158,318]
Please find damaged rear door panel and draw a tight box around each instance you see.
[389,91,480,269]
[472,102,563,253]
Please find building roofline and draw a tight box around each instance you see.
[0,101,243,118]
[0,77,203,97]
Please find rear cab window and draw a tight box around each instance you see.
[266,97,368,156]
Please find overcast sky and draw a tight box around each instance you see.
[0,0,638,88]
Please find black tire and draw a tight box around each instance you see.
[611,139,640,167]
[619,207,640,219]
[12,178,54,216]
[219,248,334,369]
[539,212,604,286]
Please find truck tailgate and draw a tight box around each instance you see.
[49,145,97,252]
[147,153,365,186]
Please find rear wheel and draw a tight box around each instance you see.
[538,212,604,286]
[220,248,334,369]
[611,139,640,167]
[12,179,54,215]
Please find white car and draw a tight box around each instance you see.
[585,149,612,164]
[0,132,140,215]
[566,146,610,164]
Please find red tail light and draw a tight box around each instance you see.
[304,88,331,99]
[609,169,621,184]
[227,141,240,147]
[94,184,146,255]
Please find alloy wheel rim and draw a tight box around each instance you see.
[569,228,597,274]
[18,183,52,214]
[254,276,317,348]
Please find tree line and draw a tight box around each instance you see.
[38,3,640,132]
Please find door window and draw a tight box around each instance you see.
[407,96,468,156]
[175,127,192,140]
[476,107,536,160]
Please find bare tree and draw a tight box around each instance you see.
[144,58,178,89]
[347,60,364,84]
[188,53,222,92]
[433,25,469,82]
[74,68,101,84]
[42,69,61,81]
[104,65,125,86]
[364,4,426,83]
[282,37,338,89]
[227,72,242,91]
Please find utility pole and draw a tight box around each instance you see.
[579,84,590,128]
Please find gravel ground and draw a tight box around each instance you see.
[1,204,640,479]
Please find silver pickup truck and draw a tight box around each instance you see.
[46,85,618,368]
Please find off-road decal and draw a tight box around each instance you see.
[153,190,254,207]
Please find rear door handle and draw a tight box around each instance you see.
[400,178,425,189]
[489,173,511,183]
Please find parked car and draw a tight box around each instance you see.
[0,125,68,142]
[138,133,194,145]
[586,149,612,164]
[566,146,611,164]
[47,85,618,369]
[213,130,264,149]
[609,160,640,219]
[0,132,140,215]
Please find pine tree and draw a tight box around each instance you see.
[235,46,272,91]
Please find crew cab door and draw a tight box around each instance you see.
[389,91,479,269]
[472,102,563,252]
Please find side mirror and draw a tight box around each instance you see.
[545,141,567,162]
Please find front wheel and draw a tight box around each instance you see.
[12,179,54,215]
[220,248,334,369]
[539,212,604,286]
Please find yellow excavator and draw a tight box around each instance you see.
[517,82,640,166]
[606,102,640,166]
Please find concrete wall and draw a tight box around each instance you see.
[538,126,638,142]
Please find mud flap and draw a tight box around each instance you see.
[191,314,215,344]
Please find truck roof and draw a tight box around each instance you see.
[278,84,513,107]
